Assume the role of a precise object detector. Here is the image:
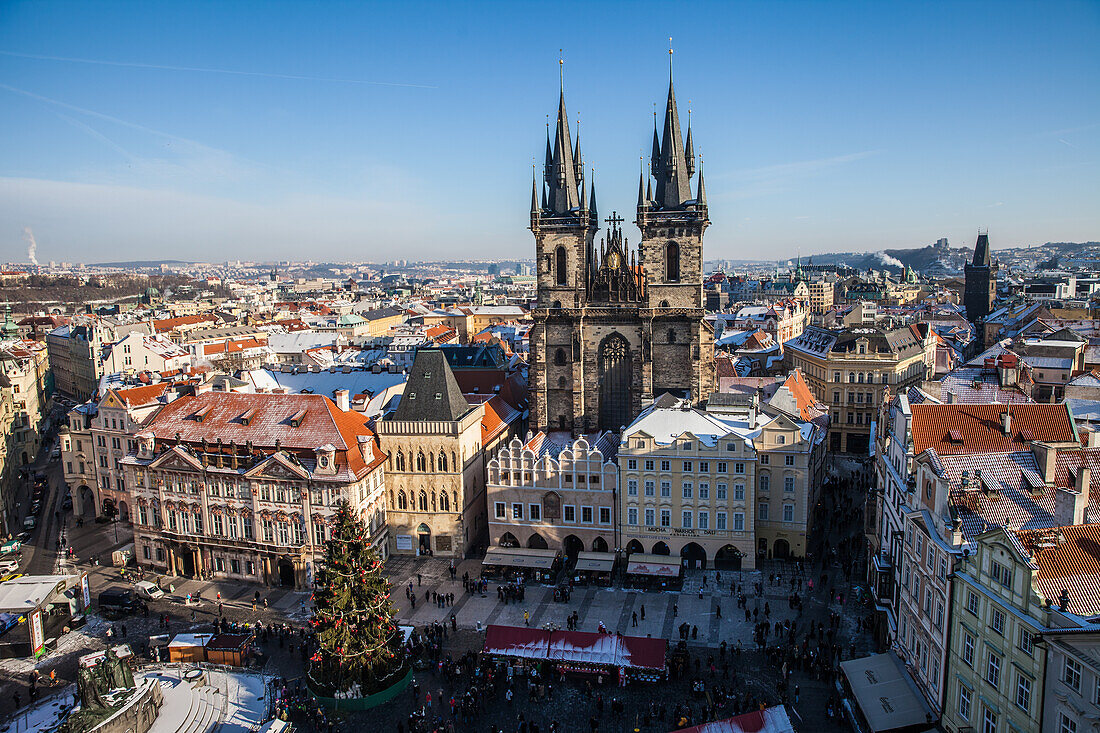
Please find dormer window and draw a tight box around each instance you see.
[239,408,256,426]
[289,409,307,427]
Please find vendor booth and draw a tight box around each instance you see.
[837,653,935,733]
[572,551,616,586]
[205,633,255,667]
[481,547,560,583]
[0,573,88,658]
[671,706,795,733]
[624,553,682,591]
[481,624,666,683]
[167,633,214,663]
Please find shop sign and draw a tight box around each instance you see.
[81,574,91,608]
[29,609,45,658]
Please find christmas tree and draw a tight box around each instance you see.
[308,502,407,696]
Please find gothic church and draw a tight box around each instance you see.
[529,64,715,434]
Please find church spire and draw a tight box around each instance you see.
[543,57,581,215]
[589,170,598,222]
[530,167,540,217]
[685,109,696,177]
[696,161,707,207]
[637,158,646,209]
[653,47,693,210]
[973,230,991,267]
[650,109,661,179]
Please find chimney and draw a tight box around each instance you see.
[1033,442,1057,484]
[334,389,350,412]
[194,381,213,395]
[1074,466,1091,525]
[1089,430,1100,448]
[1001,409,1012,435]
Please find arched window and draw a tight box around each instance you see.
[429,452,435,471]
[397,491,408,510]
[665,241,680,282]
[418,491,428,512]
[453,490,458,510]
[395,452,405,471]
[439,451,448,472]
[452,452,457,471]
[555,246,567,285]
[552,300,562,310]
[416,452,426,471]
[558,376,568,388]
[848,373,855,383]
[858,373,864,383]
[659,300,670,308]
[554,348,567,365]
[439,492,450,512]
[431,492,437,511]
[668,329,676,344]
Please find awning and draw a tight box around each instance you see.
[625,553,681,577]
[839,653,935,733]
[575,551,616,573]
[482,625,666,670]
[482,547,559,569]
[671,706,795,733]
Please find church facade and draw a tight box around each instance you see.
[529,70,715,434]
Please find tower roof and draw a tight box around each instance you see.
[973,232,991,267]
[392,349,472,423]
[653,64,694,210]
[543,79,582,215]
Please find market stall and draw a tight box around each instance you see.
[624,553,682,591]
[481,547,561,584]
[837,653,935,733]
[572,552,617,586]
[481,625,666,682]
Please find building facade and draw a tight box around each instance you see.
[529,71,714,435]
[121,390,387,588]
[486,432,619,556]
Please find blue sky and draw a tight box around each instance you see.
[1,1,1097,264]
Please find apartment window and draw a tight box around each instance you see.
[644,459,654,471]
[627,508,638,525]
[682,442,692,451]
[599,507,611,525]
[1060,713,1078,733]
[938,557,947,581]
[1018,627,1034,656]
[833,391,840,403]
[783,504,794,522]
[211,514,223,536]
[935,601,944,629]
[982,709,997,733]
[529,504,541,521]
[785,455,794,466]
[698,482,709,499]
[717,462,728,473]
[627,479,638,496]
[645,508,655,526]
[986,652,1001,689]
[717,483,727,500]
[726,442,737,451]
[682,483,693,499]
[494,502,506,519]
[758,503,769,521]
[581,506,593,523]
[962,633,975,667]
[1064,657,1082,691]
[990,608,1005,636]
[512,503,523,520]
[660,460,671,471]
[734,483,745,501]
[916,534,923,556]
[957,686,971,721]
[760,454,769,465]
[760,475,770,492]
[142,546,150,560]
[681,511,692,529]
[564,505,576,522]
[784,476,795,492]
[698,461,709,473]
[733,512,744,531]
[242,517,253,539]
[716,512,727,530]
[1015,673,1031,712]
[214,557,225,573]
[682,461,693,472]
[645,480,655,497]
[834,371,841,382]
[661,481,671,497]
[734,462,745,474]
[991,560,1012,588]
[231,559,241,575]
[967,591,980,616]
[660,509,671,527]
[627,459,637,470]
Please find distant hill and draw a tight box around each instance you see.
[94,259,192,268]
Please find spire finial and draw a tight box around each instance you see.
[669,37,674,82]
[559,49,564,93]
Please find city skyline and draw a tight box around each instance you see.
[1,1,1098,264]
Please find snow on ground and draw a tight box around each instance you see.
[0,687,73,732]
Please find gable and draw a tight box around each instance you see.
[149,446,203,472]
[244,453,311,481]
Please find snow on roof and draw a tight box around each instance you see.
[623,405,759,447]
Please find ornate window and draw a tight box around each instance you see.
[395,452,405,471]
[417,490,428,512]
[666,241,680,282]
[440,492,450,512]
[416,452,426,472]
[439,451,448,472]
[397,491,408,510]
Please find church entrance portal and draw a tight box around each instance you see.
[598,334,632,432]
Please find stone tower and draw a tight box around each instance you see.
[529,61,714,435]
[964,231,998,322]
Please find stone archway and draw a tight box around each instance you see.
[714,545,744,571]
[626,539,644,555]
[499,532,519,548]
[591,536,609,553]
[417,523,432,555]
[277,557,295,587]
[527,533,548,550]
[652,541,671,556]
[563,535,583,560]
[680,542,706,570]
[773,539,791,560]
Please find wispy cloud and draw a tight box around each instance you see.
[987,201,1004,208]
[1058,138,1077,149]
[715,150,880,200]
[0,50,438,89]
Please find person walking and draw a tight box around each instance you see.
[524,609,530,627]
[640,605,645,621]
[631,612,638,627]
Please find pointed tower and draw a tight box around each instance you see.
[634,48,714,407]
[965,230,999,324]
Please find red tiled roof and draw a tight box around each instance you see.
[144,392,380,477]
[481,394,521,444]
[782,370,821,422]
[910,404,1076,455]
[202,337,267,355]
[111,383,169,408]
[1016,523,1100,616]
[715,354,738,379]
[153,313,217,332]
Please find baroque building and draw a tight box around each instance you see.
[529,65,714,435]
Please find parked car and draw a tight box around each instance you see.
[98,588,142,615]
[29,500,41,515]
[134,580,165,601]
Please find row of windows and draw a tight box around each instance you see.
[495,501,611,525]
[396,489,456,513]
[392,450,457,473]
[624,476,797,498]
